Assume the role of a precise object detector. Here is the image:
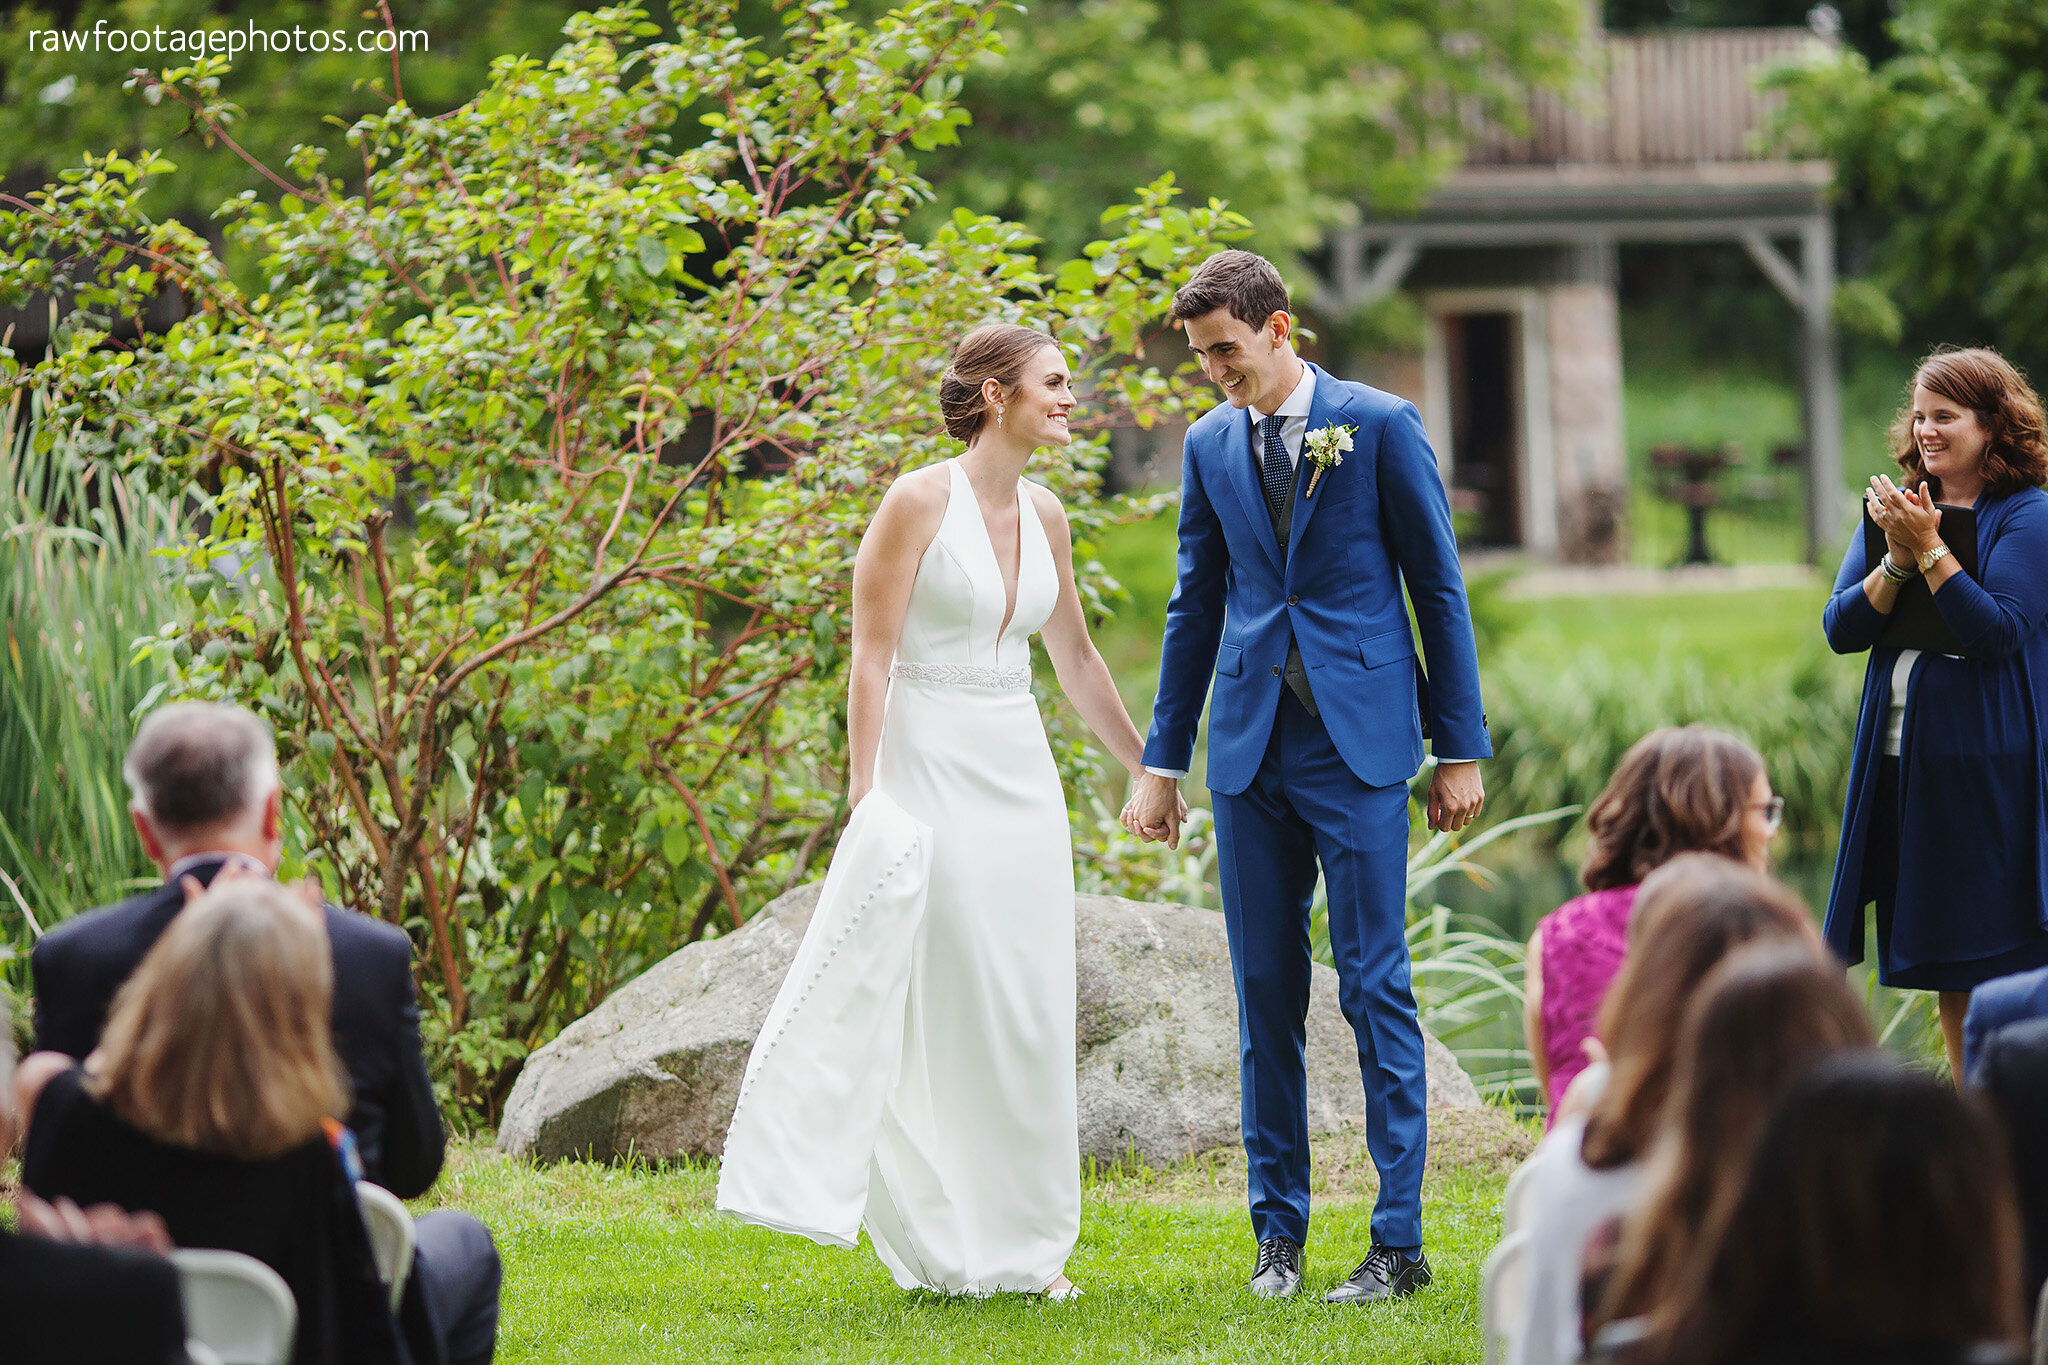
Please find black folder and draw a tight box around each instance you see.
[1862,503,1978,654]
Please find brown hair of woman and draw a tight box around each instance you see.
[1630,1053,2022,1365]
[88,881,348,1160]
[1890,346,2048,501]
[1590,941,1875,1340]
[1579,726,1767,892]
[1579,854,1816,1169]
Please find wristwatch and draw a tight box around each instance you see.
[1918,544,1952,573]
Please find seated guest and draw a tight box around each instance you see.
[1965,962,2048,1078]
[1586,942,1875,1346]
[1524,727,1779,1121]
[1967,1014,2048,1330]
[18,881,402,1365]
[32,701,441,1194]
[1614,1053,2025,1365]
[1503,853,1816,1365]
[31,700,499,1365]
[0,1002,190,1365]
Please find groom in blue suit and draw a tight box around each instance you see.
[1125,250,1489,1303]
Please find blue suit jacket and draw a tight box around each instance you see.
[1966,964,2048,1079]
[1143,364,1490,795]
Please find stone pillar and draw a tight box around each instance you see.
[1544,282,1629,563]
[1800,214,1843,562]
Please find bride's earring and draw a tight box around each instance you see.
[996,404,1005,429]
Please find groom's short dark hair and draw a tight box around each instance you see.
[1171,250,1290,331]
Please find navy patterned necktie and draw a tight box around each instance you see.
[1259,414,1292,522]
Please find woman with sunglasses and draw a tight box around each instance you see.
[1824,346,2048,1081]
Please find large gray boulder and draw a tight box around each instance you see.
[498,886,1482,1166]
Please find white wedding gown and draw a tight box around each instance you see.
[716,458,1080,1294]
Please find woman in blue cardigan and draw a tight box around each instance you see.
[1824,347,2048,1080]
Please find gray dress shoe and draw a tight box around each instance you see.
[1323,1245,1431,1304]
[1248,1236,1303,1298]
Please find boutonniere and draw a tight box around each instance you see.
[1303,424,1354,498]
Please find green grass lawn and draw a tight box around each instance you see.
[425,1130,1517,1364]
[1481,586,1826,679]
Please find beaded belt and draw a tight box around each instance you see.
[889,661,1032,691]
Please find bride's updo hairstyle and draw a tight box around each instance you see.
[939,323,1056,442]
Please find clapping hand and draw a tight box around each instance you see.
[1867,474,1942,559]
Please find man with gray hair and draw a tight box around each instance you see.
[33,700,447,1192]
[32,700,502,1365]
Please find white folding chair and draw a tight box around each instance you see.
[356,1180,416,1312]
[1588,1314,1654,1362]
[2031,1275,2048,1365]
[1500,1157,1537,1238]
[171,1248,296,1365]
[1481,1228,1533,1365]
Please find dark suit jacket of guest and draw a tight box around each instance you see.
[1965,964,2048,1078]
[30,856,445,1199]
[1969,1014,2048,1322]
[0,1228,188,1365]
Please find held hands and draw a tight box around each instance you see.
[1427,761,1484,833]
[1123,765,1479,841]
[1120,771,1189,850]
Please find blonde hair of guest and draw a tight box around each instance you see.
[88,880,348,1160]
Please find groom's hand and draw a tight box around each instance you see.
[1426,761,1484,833]
[1122,772,1185,850]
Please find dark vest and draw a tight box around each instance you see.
[1264,438,1318,717]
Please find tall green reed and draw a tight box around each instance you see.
[0,395,186,1002]
[1482,646,1860,858]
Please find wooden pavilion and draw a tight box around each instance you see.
[1299,26,1840,563]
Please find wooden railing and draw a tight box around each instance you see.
[1467,29,1831,168]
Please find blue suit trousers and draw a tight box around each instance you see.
[1212,688,1427,1250]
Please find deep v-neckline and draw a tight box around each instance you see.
[954,459,1023,641]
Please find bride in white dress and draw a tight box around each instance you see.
[716,323,1173,1297]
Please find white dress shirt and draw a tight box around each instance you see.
[1252,361,1318,470]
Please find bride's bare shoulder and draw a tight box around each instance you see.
[1022,479,1066,514]
[864,463,952,550]
[880,462,952,510]
[1024,479,1070,535]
